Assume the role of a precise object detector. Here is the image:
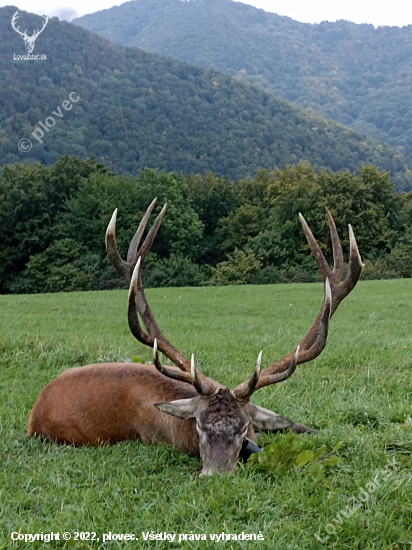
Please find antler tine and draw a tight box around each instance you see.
[232,210,363,396]
[133,204,171,339]
[105,198,162,285]
[299,212,331,281]
[264,345,300,387]
[128,257,191,371]
[237,346,299,401]
[137,203,167,269]
[152,338,192,384]
[297,209,363,325]
[126,197,157,264]
[230,350,260,401]
[333,224,364,315]
[231,351,262,401]
[106,208,129,282]
[150,338,220,395]
[325,208,344,283]
[191,354,222,397]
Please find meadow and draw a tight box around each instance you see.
[0,280,411,549]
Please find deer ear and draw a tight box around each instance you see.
[246,404,295,431]
[154,398,197,419]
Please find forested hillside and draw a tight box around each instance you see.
[74,0,412,158]
[2,156,412,294]
[1,6,412,189]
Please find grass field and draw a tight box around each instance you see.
[0,280,411,549]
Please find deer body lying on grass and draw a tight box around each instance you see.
[27,200,363,476]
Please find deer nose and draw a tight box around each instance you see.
[199,468,215,478]
[239,438,263,462]
[199,458,238,477]
[199,466,234,477]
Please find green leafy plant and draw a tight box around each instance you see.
[210,248,261,285]
[248,431,342,477]
[144,254,208,288]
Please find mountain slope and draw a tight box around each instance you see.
[1,6,411,189]
[73,0,412,158]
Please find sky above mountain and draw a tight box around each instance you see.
[1,0,412,27]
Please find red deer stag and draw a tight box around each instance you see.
[27,199,363,476]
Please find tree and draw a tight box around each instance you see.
[216,204,267,256]
[266,163,401,262]
[0,156,109,293]
[211,248,261,285]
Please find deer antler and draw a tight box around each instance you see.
[106,201,221,397]
[108,205,363,401]
[31,15,49,40]
[232,209,363,399]
[11,11,27,38]
[106,199,186,365]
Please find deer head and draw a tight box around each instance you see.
[106,200,363,476]
[11,11,48,54]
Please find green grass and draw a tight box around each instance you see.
[0,280,411,549]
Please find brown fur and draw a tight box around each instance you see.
[27,363,199,455]
[198,389,246,439]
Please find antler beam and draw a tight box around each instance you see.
[128,260,221,396]
[127,257,191,370]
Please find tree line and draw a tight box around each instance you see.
[1,155,411,294]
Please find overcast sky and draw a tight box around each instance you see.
[1,0,411,27]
